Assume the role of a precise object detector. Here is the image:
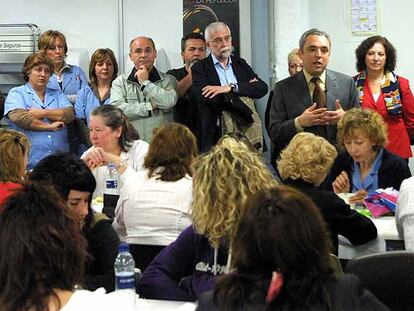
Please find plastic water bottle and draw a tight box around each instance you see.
[114,243,136,307]
[105,163,119,195]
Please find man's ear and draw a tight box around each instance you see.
[128,52,132,61]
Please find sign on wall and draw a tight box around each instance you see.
[183,0,240,56]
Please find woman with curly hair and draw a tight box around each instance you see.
[354,35,414,159]
[328,108,410,203]
[0,129,30,208]
[278,131,377,253]
[137,135,278,301]
[197,186,389,310]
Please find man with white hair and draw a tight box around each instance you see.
[192,22,268,152]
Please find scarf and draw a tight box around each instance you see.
[354,71,402,116]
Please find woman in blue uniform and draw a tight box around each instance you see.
[4,52,74,169]
[75,48,118,145]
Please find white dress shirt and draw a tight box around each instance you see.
[113,167,192,246]
[396,176,414,250]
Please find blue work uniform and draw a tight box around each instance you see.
[47,63,88,100]
[75,85,111,127]
[4,83,72,169]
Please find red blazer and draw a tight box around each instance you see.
[361,76,414,159]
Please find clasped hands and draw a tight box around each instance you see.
[83,147,120,170]
[298,99,345,128]
[332,170,368,204]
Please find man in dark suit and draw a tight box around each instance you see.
[167,32,206,141]
[192,22,268,152]
[268,28,359,161]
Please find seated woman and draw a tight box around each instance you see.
[4,52,74,169]
[137,135,278,301]
[75,48,118,146]
[81,105,149,197]
[0,184,122,310]
[396,176,414,251]
[197,186,389,310]
[0,129,30,209]
[113,123,198,270]
[29,153,120,292]
[278,132,377,254]
[328,108,411,204]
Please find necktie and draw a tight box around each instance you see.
[311,77,326,108]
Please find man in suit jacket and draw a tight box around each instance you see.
[268,28,359,161]
[192,22,268,152]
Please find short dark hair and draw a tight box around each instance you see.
[90,105,140,152]
[29,152,96,232]
[299,28,331,50]
[181,32,206,52]
[144,123,198,181]
[0,183,87,311]
[213,186,335,310]
[355,35,396,72]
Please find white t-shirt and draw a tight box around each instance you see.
[113,168,192,245]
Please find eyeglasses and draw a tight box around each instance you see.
[288,63,303,69]
[209,35,232,45]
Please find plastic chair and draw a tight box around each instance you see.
[345,251,414,311]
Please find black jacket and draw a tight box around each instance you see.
[285,179,378,254]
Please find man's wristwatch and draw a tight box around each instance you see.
[229,83,236,93]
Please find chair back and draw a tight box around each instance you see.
[345,251,414,311]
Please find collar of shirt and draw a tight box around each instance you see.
[351,148,384,194]
[90,83,110,104]
[211,54,238,86]
[25,83,55,107]
[303,69,326,96]
[127,66,161,84]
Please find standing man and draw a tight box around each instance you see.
[268,28,358,160]
[111,36,177,142]
[192,22,268,152]
[167,32,206,140]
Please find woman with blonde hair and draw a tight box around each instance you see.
[0,129,30,208]
[328,108,410,203]
[138,135,278,301]
[278,132,377,254]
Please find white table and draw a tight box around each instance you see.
[135,298,196,311]
[338,216,401,259]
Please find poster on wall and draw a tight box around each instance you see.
[351,0,378,35]
[183,0,240,56]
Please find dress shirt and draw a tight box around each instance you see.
[396,176,414,250]
[211,54,238,87]
[351,148,383,193]
[75,84,111,127]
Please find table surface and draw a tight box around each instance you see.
[135,298,196,310]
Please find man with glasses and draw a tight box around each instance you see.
[111,36,177,142]
[192,22,268,152]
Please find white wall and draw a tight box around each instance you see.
[308,0,414,83]
[0,0,251,75]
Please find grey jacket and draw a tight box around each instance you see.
[110,67,177,142]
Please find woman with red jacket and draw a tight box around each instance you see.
[354,35,414,159]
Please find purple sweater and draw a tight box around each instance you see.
[137,226,229,301]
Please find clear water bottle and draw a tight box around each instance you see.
[114,243,136,307]
[105,163,119,195]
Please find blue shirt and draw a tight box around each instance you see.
[352,148,384,194]
[75,85,111,127]
[4,83,72,169]
[47,64,87,101]
[211,54,238,87]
